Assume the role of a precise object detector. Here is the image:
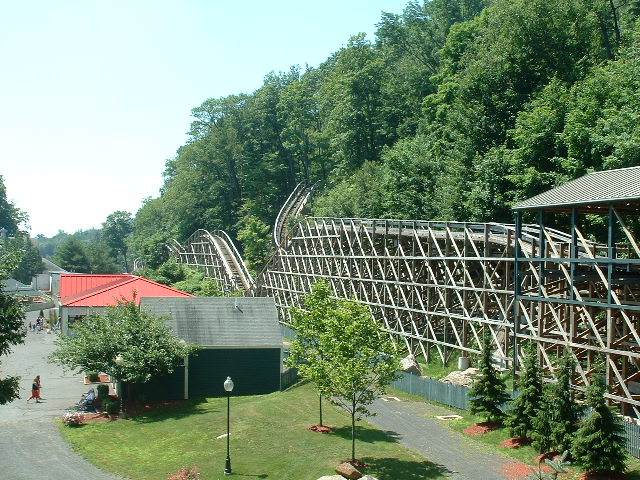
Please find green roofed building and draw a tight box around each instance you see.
[138,296,283,399]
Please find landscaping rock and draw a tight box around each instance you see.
[440,367,479,387]
[360,476,379,480]
[317,476,344,480]
[335,462,362,479]
[401,354,422,375]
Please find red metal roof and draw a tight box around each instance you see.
[59,274,132,298]
[61,275,193,307]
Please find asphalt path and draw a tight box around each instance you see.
[368,398,522,480]
[0,308,123,480]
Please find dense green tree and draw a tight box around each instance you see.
[507,345,543,439]
[7,234,43,284]
[0,176,25,235]
[312,161,389,219]
[0,249,26,404]
[50,300,196,383]
[130,197,174,268]
[321,34,388,174]
[85,241,120,274]
[53,236,91,273]
[236,215,272,273]
[572,366,627,473]
[102,211,133,272]
[532,354,583,454]
[469,332,510,423]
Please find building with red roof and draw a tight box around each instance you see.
[59,274,193,334]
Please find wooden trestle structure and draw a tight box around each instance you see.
[170,167,640,414]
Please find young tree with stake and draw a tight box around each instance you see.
[318,299,399,462]
[286,280,335,427]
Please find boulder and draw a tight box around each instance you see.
[360,476,379,480]
[335,462,362,479]
[400,354,422,376]
[440,367,480,388]
[317,476,344,480]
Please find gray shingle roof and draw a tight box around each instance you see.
[42,258,68,273]
[513,166,640,211]
[140,297,282,348]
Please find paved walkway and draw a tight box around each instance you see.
[368,397,524,480]
[0,309,122,480]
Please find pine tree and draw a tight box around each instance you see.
[531,383,555,453]
[571,366,627,473]
[532,354,582,454]
[508,344,543,438]
[468,331,510,423]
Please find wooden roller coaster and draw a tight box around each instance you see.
[170,169,640,415]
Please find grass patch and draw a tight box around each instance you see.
[60,382,447,480]
[416,355,459,380]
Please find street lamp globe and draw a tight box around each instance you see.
[224,376,234,393]
[224,376,234,475]
[114,354,125,417]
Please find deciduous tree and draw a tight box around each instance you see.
[286,280,335,427]
[318,297,399,461]
[0,249,26,404]
[50,300,196,383]
[102,211,133,272]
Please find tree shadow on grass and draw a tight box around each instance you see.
[363,456,453,480]
[228,474,268,479]
[129,397,213,424]
[332,425,401,444]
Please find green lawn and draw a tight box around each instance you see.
[60,382,447,480]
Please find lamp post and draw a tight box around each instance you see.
[223,376,234,475]
[114,354,125,417]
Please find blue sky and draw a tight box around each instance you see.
[1,0,408,237]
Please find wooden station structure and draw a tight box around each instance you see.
[513,166,640,414]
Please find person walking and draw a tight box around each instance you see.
[27,375,42,403]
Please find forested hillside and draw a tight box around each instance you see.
[130,0,640,272]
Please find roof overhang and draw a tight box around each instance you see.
[512,166,640,214]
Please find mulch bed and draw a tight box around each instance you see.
[500,463,536,480]
[463,422,501,435]
[78,397,183,423]
[81,412,118,423]
[124,399,183,417]
[579,472,629,480]
[308,424,334,433]
[500,437,531,448]
[346,459,368,470]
